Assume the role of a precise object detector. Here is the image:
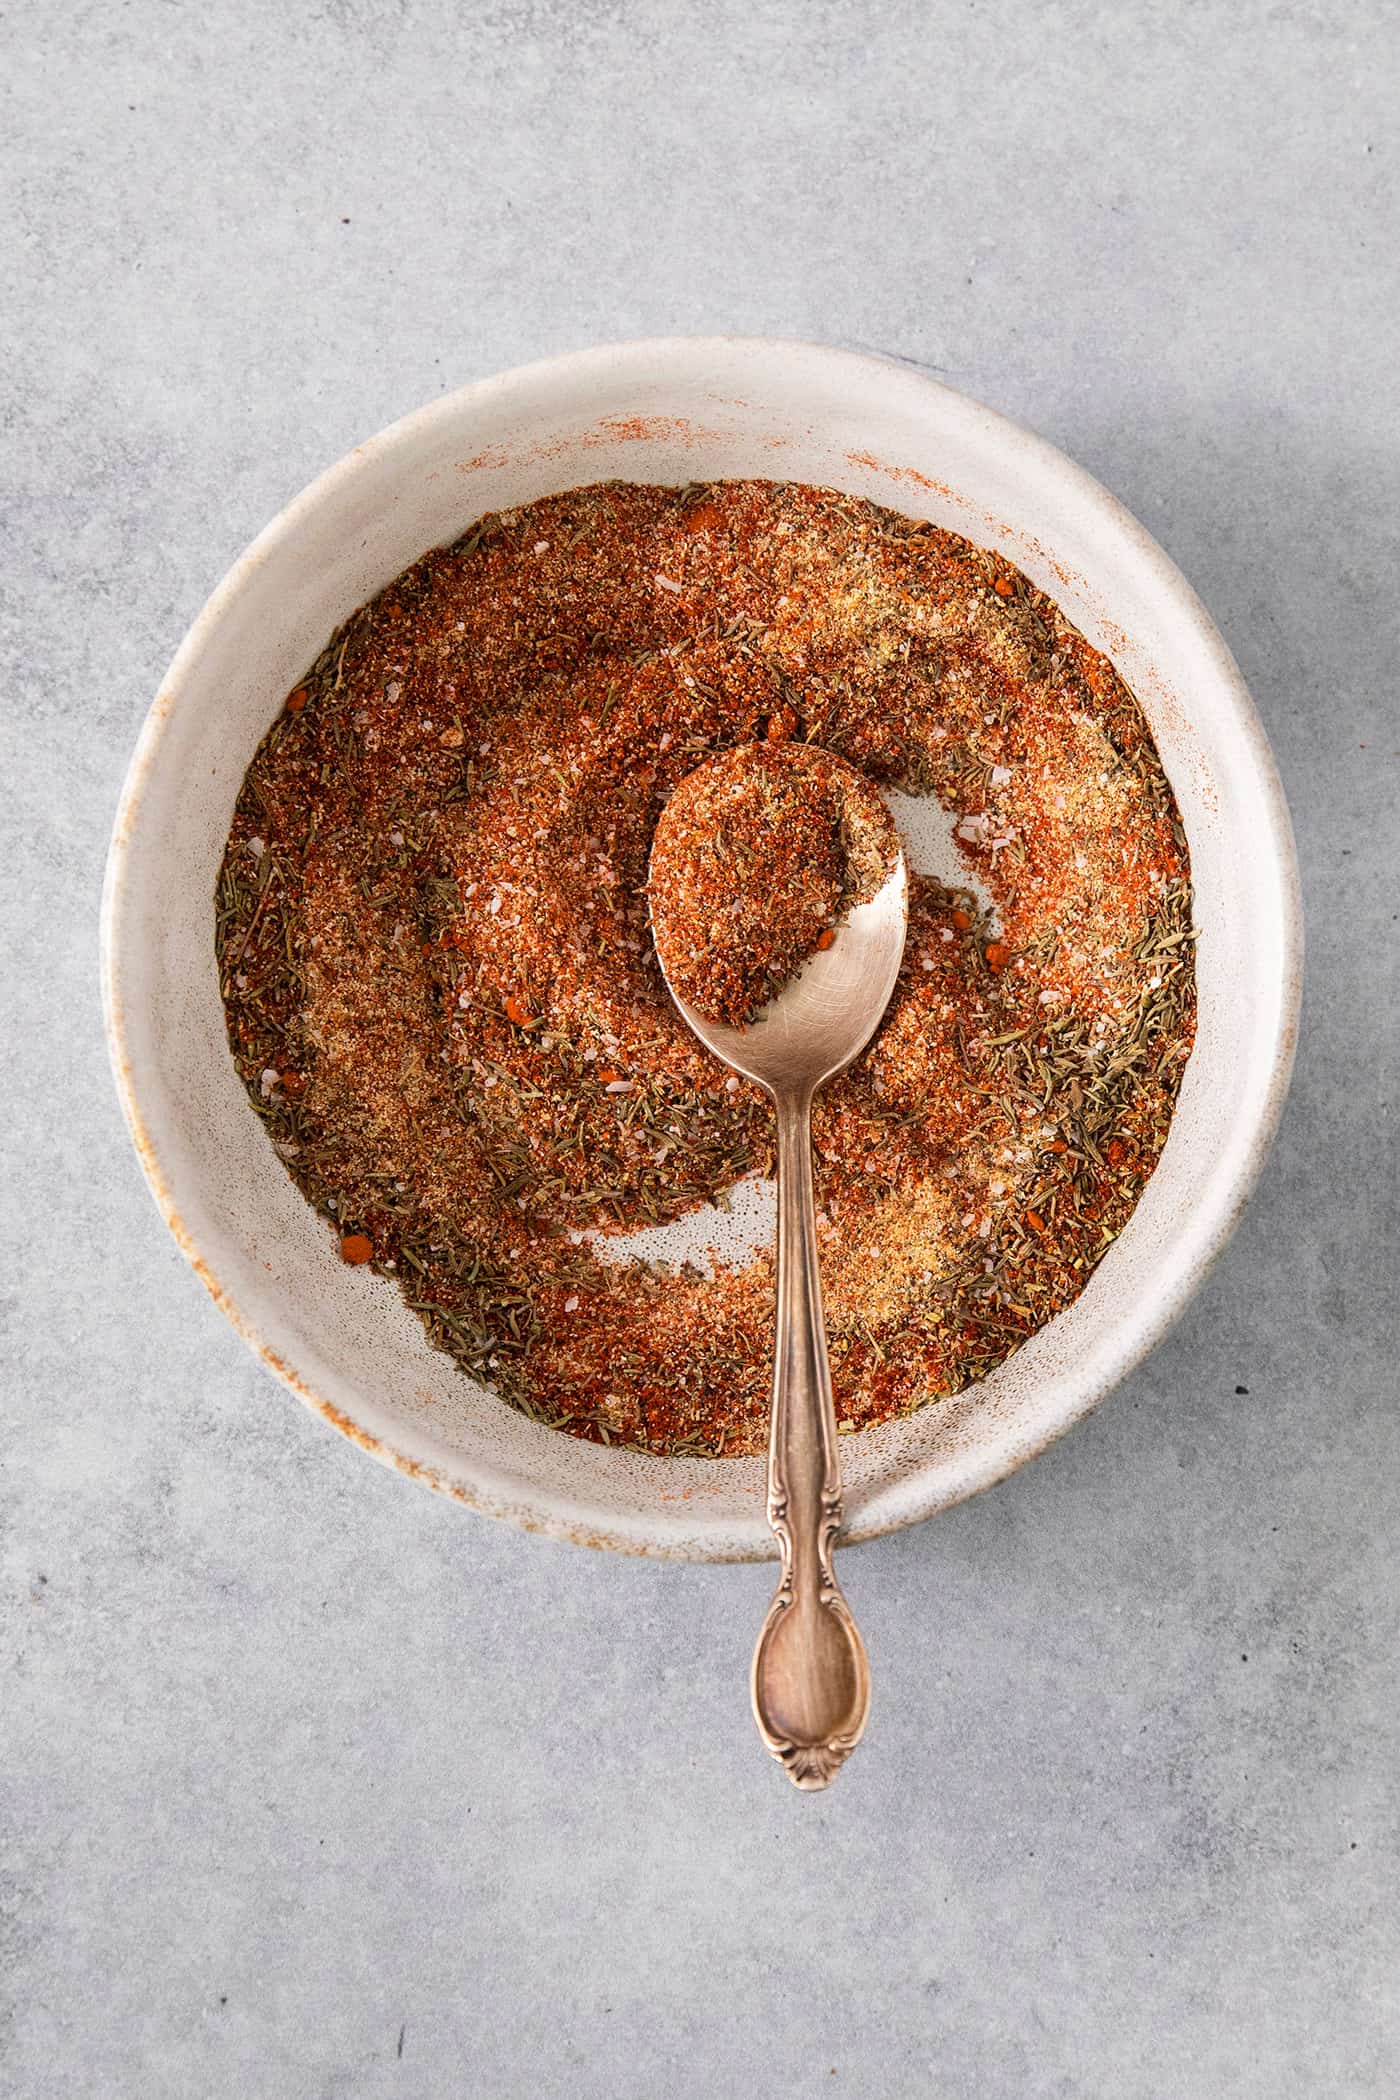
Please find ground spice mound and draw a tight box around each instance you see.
[649,742,900,1026]
[216,479,1196,1458]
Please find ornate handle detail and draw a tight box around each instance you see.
[750,1087,871,1789]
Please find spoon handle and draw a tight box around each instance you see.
[750,1087,871,1789]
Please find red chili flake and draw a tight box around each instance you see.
[285,686,309,713]
[504,994,535,1027]
[340,1233,374,1264]
[984,941,1011,972]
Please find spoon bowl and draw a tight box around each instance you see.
[661,855,911,1097]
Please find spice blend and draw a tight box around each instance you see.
[648,741,900,1027]
[216,479,1196,1458]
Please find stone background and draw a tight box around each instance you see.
[5,3,1397,2093]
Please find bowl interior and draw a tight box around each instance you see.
[103,340,1299,1559]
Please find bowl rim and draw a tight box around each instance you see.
[101,334,1303,1557]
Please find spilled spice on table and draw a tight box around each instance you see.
[215,479,1197,1458]
[648,741,900,1026]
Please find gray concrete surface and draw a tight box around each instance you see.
[4,3,1397,2093]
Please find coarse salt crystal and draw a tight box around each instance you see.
[386,681,402,701]
[534,541,550,554]
[259,1068,279,1098]
[246,836,265,859]
[564,1295,579,1312]
[991,765,1013,786]
[606,1079,634,1095]
[654,573,682,593]
[487,896,502,914]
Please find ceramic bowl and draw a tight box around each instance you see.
[101,338,1301,1559]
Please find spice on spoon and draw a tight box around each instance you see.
[648,742,900,1028]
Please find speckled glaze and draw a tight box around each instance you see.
[100,338,1302,1561]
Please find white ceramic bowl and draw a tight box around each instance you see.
[102,338,1301,1560]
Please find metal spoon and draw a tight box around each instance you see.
[651,759,909,1789]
